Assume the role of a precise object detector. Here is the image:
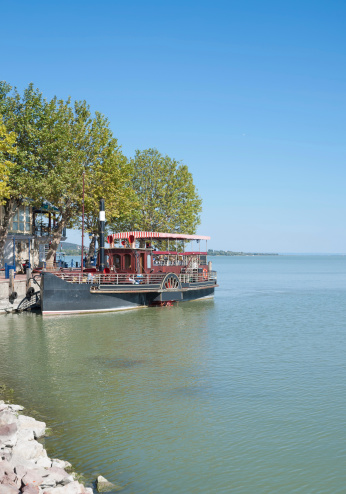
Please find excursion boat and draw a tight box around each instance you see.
[40,231,218,315]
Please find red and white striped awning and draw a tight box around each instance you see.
[107,231,210,243]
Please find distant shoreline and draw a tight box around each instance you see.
[208,251,278,256]
[208,252,346,256]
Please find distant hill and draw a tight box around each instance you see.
[60,242,83,255]
[208,249,278,256]
[61,242,81,250]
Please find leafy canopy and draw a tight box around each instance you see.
[0,82,46,206]
[76,111,137,237]
[126,148,202,234]
[0,81,136,265]
[0,116,16,202]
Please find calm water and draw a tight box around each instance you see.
[1,256,346,493]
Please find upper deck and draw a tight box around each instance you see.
[103,231,211,276]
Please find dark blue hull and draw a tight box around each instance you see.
[41,273,216,315]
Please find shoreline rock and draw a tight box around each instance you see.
[0,401,93,493]
[96,476,121,493]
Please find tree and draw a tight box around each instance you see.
[74,112,137,265]
[0,82,47,258]
[126,148,202,236]
[0,116,16,201]
[34,98,136,268]
[0,82,135,268]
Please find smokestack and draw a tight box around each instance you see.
[99,199,105,272]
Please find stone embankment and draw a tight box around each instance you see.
[0,401,93,494]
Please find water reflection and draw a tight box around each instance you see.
[0,300,215,493]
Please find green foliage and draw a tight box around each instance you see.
[0,82,46,205]
[76,112,136,236]
[0,82,48,256]
[35,97,135,265]
[0,81,136,265]
[125,148,202,234]
[0,116,16,201]
[0,82,204,265]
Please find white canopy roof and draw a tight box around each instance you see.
[107,231,210,242]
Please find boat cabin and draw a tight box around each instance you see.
[100,231,210,277]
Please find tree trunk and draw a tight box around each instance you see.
[45,218,66,270]
[0,198,22,265]
[86,233,97,268]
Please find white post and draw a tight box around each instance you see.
[26,268,32,291]
[9,269,15,294]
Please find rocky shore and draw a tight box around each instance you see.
[0,400,93,494]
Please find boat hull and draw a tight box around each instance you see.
[41,272,215,315]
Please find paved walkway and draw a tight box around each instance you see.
[0,272,27,282]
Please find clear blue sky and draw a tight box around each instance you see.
[2,0,346,253]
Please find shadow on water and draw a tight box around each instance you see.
[92,356,146,369]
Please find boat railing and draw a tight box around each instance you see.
[179,270,217,284]
[53,270,217,286]
[152,260,208,267]
[54,272,166,285]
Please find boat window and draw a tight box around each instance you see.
[124,254,132,269]
[113,254,121,269]
[147,254,151,269]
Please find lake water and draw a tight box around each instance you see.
[1,255,346,493]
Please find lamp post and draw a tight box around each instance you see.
[99,199,105,272]
[81,172,85,273]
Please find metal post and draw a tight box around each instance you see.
[28,239,31,268]
[99,199,105,272]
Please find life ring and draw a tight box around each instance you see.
[203,267,208,280]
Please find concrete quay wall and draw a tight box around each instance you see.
[0,276,31,314]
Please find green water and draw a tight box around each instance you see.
[1,256,346,493]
